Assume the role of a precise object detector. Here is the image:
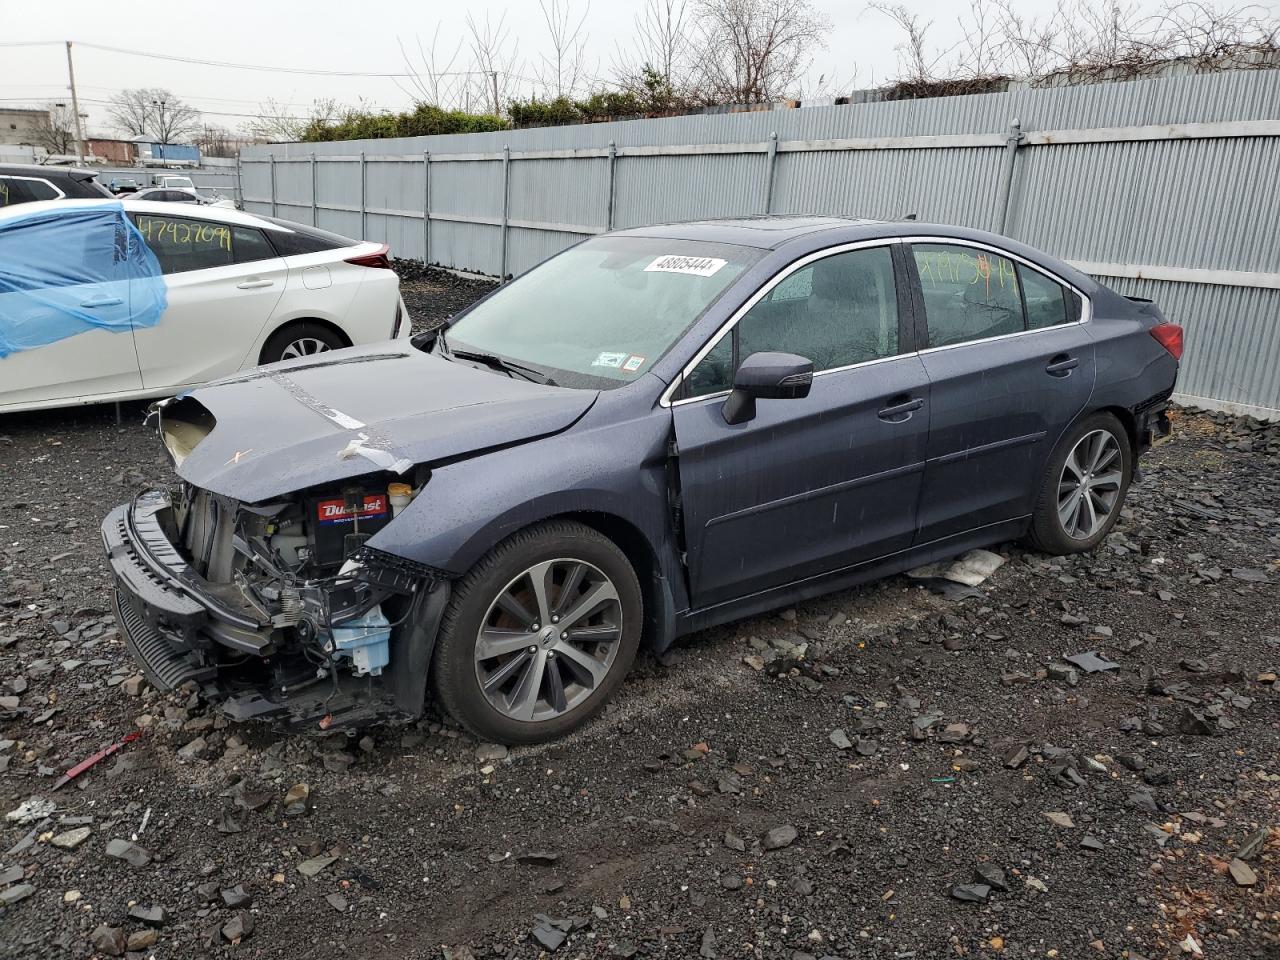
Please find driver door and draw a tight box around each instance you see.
[671,243,931,608]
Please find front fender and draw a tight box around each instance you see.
[366,401,681,582]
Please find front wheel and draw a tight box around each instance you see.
[1026,412,1133,555]
[431,520,643,744]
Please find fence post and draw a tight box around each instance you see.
[310,153,317,227]
[359,151,367,239]
[268,153,276,217]
[234,154,242,208]
[500,144,510,281]
[423,150,431,268]
[606,140,617,230]
[763,132,778,215]
[994,119,1024,234]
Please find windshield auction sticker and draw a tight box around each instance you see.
[592,351,627,368]
[644,255,727,277]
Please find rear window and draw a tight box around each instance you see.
[259,217,356,256]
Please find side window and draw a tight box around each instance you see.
[684,331,735,396]
[912,243,1023,347]
[685,245,900,398]
[232,227,276,265]
[132,214,235,274]
[0,176,61,206]
[1019,265,1070,330]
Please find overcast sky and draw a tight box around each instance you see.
[2,0,1277,137]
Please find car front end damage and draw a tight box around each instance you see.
[102,477,449,733]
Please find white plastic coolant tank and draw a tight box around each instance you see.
[331,607,391,676]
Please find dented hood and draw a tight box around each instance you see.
[162,342,598,502]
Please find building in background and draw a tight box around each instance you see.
[0,108,49,148]
[85,138,136,164]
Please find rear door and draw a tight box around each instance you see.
[129,211,287,389]
[672,242,931,608]
[907,239,1095,544]
[0,207,143,408]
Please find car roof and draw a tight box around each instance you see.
[612,215,1099,292]
[611,215,880,249]
[0,162,100,179]
[0,197,280,232]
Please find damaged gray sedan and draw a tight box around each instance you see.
[103,217,1182,743]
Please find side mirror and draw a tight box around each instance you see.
[722,351,813,425]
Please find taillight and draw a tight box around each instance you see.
[345,243,391,269]
[1150,322,1183,361]
[391,300,404,338]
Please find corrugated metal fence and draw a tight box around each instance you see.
[239,69,1280,418]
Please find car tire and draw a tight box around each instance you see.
[1026,411,1133,555]
[260,322,347,365]
[431,520,643,744]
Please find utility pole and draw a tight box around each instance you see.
[64,41,85,163]
[491,70,500,115]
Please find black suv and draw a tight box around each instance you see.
[0,163,113,207]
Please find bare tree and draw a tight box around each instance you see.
[193,124,236,158]
[246,99,306,142]
[630,0,691,86]
[693,0,832,103]
[536,0,592,98]
[108,88,201,142]
[396,25,473,110]
[870,0,1279,91]
[30,102,78,155]
[467,11,523,114]
[867,3,950,81]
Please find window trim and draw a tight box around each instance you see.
[900,235,1092,357]
[0,175,66,202]
[662,238,907,408]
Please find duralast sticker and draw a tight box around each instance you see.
[591,351,627,368]
[644,255,727,278]
[622,355,646,372]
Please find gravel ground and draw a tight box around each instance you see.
[394,261,496,334]
[0,277,1276,959]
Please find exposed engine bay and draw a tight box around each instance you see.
[101,397,451,732]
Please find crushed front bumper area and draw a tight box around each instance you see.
[102,491,449,731]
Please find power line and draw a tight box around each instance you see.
[1,38,530,82]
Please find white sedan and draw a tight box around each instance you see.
[0,199,410,413]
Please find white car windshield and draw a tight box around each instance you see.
[445,235,759,389]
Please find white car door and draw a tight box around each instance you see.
[0,206,144,409]
[129,210,286,390]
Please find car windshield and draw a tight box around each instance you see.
[444,236,760,389]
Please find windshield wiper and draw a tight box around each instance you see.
[448,347,557,386]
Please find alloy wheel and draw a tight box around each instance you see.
[280,337,332,360]
[1058,429,1123,540]
[473,558,623,723]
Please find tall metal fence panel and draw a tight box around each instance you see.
[240,69,1280,418]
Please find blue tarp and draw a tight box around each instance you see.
[0,202,167,358]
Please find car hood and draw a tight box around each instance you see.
[160,342,598,502]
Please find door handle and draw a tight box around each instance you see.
[236,278,273,290]
[1046,354,1079,376]
[80,297,124,308]
[877,396,924,422]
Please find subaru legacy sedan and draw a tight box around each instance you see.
[103,217,1181,744]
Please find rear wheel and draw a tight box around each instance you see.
[260,322,347,365]
[1026,412,1132,555]
[431,520,643,744]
